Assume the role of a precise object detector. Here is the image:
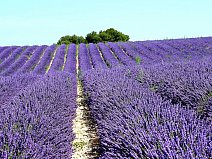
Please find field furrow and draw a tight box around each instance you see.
[72,48,99,158]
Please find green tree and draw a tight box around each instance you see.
[57,28,130,45]
[57,35,87,45]
[99,28,130,42]
[77,36,87,44]
[99,32,111,42]
[85,31,102,43]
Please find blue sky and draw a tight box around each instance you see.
[0,0,211,45]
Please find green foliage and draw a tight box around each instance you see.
[57,34,87,45]
[135,56,141,64]
[73,141,87,149]
[86,31,102,43]
[99,32,111,42]
[57,28,130,45]
[98,28,130,42]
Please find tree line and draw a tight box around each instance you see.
[57,28,130,45]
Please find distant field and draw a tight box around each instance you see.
[0,37,211,158]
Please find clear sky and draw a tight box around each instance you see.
[0,0,211,45]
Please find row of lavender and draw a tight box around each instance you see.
[0,45,78,158]
[141,58,212,120]
[78,37,212,73]
[0,44,77,76]
[0,72,77,158]
[78,37,212,158]
[1,37,211,76]
[82,59,211,158]
[0,44,79,157]
[0,37,211,158]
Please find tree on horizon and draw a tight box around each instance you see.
[57,28,130,45]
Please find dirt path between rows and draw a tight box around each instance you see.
[72,45,99,159]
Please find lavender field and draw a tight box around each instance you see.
[0,37,211,158]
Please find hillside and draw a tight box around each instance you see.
[0,37,211,158]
